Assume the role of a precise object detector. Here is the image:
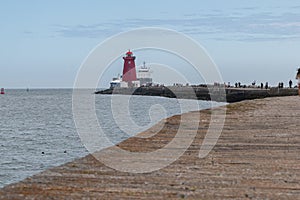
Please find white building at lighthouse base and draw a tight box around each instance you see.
[110,61,152,88]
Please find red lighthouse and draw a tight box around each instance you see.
[122,50,137,83]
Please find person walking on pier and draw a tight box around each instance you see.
[289,80,293,88]
[296,68,300,95]
[265,82,269,89]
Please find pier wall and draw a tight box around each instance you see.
[96,86,298,102]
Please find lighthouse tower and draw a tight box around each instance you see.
[122,50,137,83]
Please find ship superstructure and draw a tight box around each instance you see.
[110,50,152,88]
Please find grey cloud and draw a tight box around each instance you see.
[240,6,259,10]
[23,31,33,34]
[55,11,300,42]
[54,23,125,38]
[290,5,300,9]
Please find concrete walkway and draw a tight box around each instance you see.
[1,96,300,199]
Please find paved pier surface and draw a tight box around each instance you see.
[1,96,300,199]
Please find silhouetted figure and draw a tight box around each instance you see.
[235,82,238,88]
[265,82,269,89]
[261,83,263,89]
[289,80,293,88]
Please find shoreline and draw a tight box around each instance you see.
[1,96,300,199]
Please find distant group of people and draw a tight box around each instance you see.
[281,77,300,89]
[173,83,190,87]
[261,82,269,89]
[233,81,269,89]
[163,68,300,95]
[230,79,298,89]
[229,68,300,92]
[278,82,284,88]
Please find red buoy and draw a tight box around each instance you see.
[0,88,5,95]
[122,50,137,83]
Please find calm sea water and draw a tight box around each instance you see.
[0,89,225,188]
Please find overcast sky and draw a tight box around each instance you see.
[1,0,300,88]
